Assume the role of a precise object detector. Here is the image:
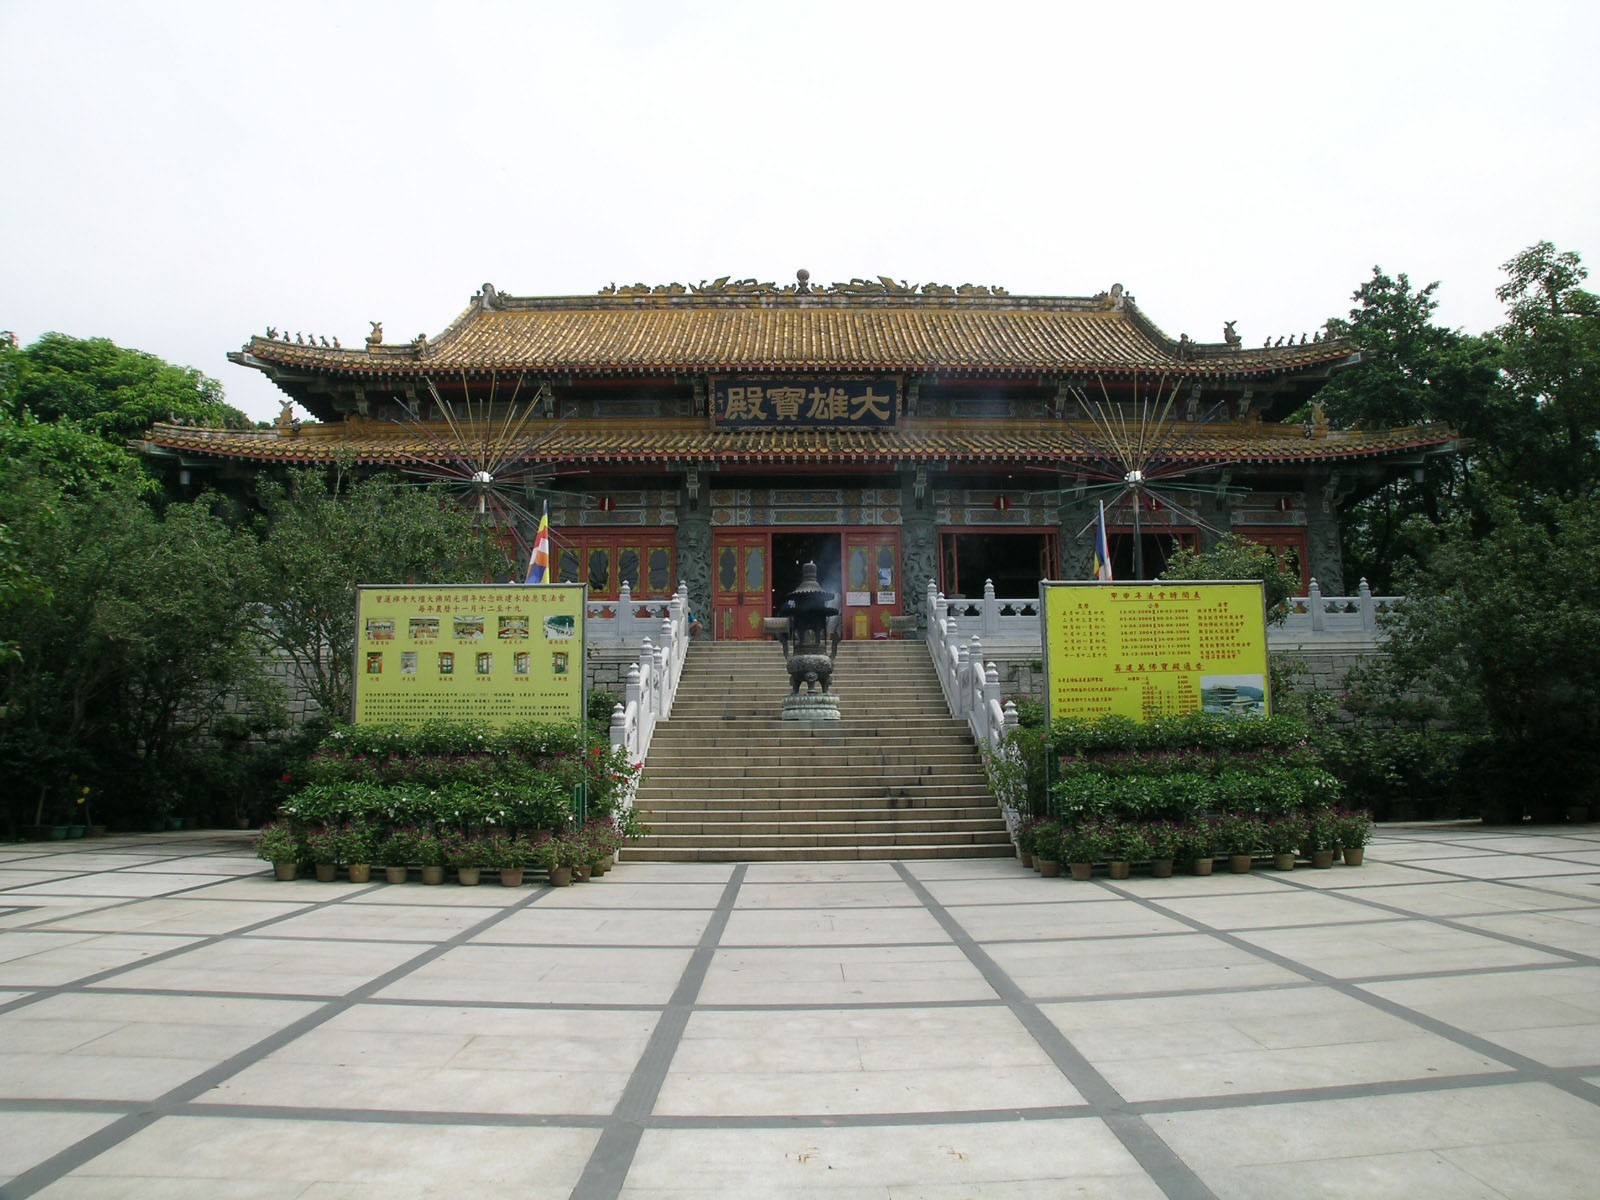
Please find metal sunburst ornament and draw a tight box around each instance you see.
[385,372,574,565]
[1041,373,1246,577]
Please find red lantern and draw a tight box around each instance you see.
[993,495,1012,512]
[595,497,617,512]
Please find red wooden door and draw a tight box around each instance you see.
[712,532,771,640]
[841,530,901,640]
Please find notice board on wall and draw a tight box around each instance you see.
[352,584,586,727]
[1041,580,1270,723]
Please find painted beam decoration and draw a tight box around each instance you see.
[712,377,900,427]
[353,584,586,727]
[1041,581,1270,722]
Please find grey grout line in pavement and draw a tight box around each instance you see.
[0,879,392,1017]
[1100,877,1600,1112]
[1263,865,1600,969]
[891,861,1219,1200]
[566,864,747,1200]
[0,877,563,1200]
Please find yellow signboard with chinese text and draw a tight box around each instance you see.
[1041,581,1270,723]
[353,584,586,727]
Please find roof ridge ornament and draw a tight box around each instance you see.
[595,274,1009,298]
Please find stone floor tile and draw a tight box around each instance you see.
[6,872,223,899]
[619,1120,1159,1197]
[529,881,731,909]
[35,1115,597,1199]
[1416,854,1600,881]
[697,945,994,1005]
[1197,1150,1506,1200]
[657,1006,1082,1115]
[1441,1135,1600,1198]
[0,1110,122,1177]
[951,898,1192,941]
[983,932,1303,997]
[488,907,713,945]
[720,904,949,946]
[735,881,918,910]
[1233,917,1564,978]
[373,943,693,1005]
[0,931,204,987]
[27,898,311,936]
[1149,1081,1600,1169]
[743,862,901,884]
[104,934,425,996]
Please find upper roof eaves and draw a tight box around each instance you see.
[233,277,1354,380]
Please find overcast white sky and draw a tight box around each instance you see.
[4,0,1597,423]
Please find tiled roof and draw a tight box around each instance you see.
[235,285,1354,380]
[141,418,1461,470]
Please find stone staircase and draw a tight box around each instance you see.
[627,640,1012,862]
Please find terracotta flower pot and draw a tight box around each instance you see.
[573,864,593,882]
[457,867,481,886]
[1108,860,1131,880]
[1311,849,1336,869]
[1150,858,1174,878]
[1019,851,1033,869]
[385,866,408,884]
[87,824,107,838]
[548,865,572,887]
[499,868,524,887]
[1191,857,1214,876]
[273,861,298,882]
[421,865,445,885]
[1342,846,1365,867]
[1272,852,1296,872]
[1229,854,1254,874]
[348,863,371,884]
[1068,862,1093,881]
[314,863,338,883]
[1036,858,1061,878]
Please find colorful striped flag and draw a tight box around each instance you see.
[524,503,550,585]
[1093,501,1113,581]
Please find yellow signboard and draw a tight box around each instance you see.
[353,584,586,727]
[1041,581,1270,723]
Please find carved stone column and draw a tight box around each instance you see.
[676,473,712,635]
[1305,469,1349,595]
[899,469,937,634]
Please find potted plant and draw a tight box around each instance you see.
[552,831,586,884]
[1029,817,1063,877]
[414,828,447,884]
[476,831,522,886]
[1179,820,1216,875]
[1264,812,1309,871]
[583,820,623,876]
[530,833,569,886]
[1104,820,1150,881]
[1215,811,1265,873]
[1306,808,1339,869]
[337,819,377,883]
[1334,809,1374,866]
[304,825,342,882]
[1059,821,1108,880]
[254,821,304,881]
[1142,821,1181,878]
[444,831,487,885]
[378,827,417,883]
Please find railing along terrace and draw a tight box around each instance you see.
[928,577,1398,642]
[606,582,691,794]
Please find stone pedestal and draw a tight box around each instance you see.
[782,692,841,721]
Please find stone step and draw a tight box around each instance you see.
[635,798,999,816]
[625,843,1014,863]
[632,828,1009,850]
[630,815,1006,837]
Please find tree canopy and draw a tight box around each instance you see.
[5,332,250,443]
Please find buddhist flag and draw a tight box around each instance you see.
[1093,501,1113,581]
[524,503,550,585]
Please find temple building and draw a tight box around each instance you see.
[139,273,1462,640]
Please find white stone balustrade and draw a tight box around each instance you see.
[606,583,691,800]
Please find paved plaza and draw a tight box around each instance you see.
[2,826,1599,1198]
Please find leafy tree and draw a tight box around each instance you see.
[8,332,249,443]
[1313,269,1496,589]
[1483,242,1600,499]
[1375,490,1600,822]
[0,460,275,833]
[1158,533,1299,624]
[247,468,506,722]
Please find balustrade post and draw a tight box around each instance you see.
[1002,699,1019,733]
[1308,578,1325,633]
[610,702,628,749]
[1358,577,1374,631]
[982,579,998,638]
